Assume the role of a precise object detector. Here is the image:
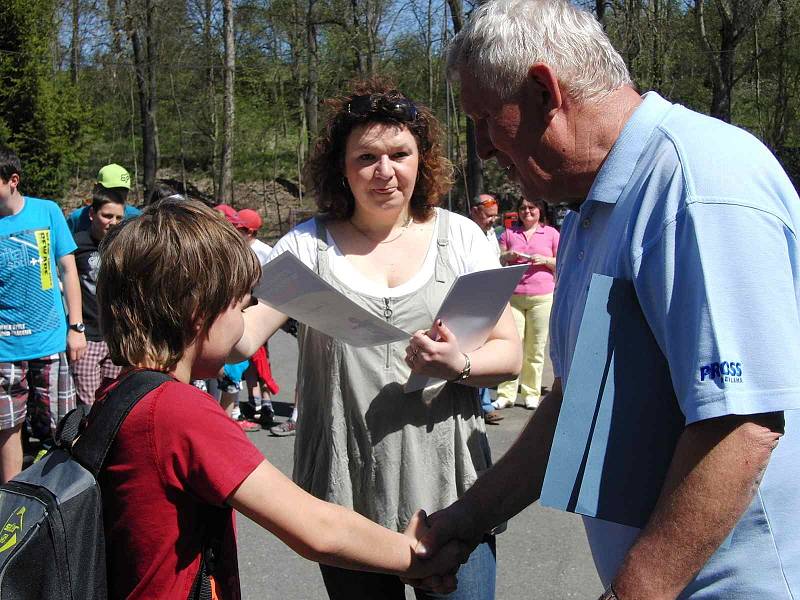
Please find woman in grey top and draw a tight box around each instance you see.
[239,80,521,599]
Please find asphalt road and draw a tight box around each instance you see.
[237,330,602,599]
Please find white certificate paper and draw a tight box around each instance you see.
[253,252,409,347]
[404,264,529,392]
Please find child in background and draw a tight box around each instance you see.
[225,206,280,428]
[70,186,125,404]
[66,163,140,234]
[94,198,467,598]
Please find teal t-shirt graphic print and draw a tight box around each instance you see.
[0,198,76,362]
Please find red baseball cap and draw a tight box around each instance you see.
[213,204,241,225]
[237,209,262,231]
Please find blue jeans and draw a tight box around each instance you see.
[319,536,496,600]
[479,388,493,415]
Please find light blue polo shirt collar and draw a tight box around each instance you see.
[584,92,674,207]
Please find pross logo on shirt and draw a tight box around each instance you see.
[699,361,743,383]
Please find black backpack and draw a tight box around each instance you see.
[0,370,221,599]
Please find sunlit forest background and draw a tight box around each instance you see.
[2,0,798,237]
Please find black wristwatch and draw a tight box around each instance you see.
[69,322,86,333]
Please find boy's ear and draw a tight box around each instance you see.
[88,207,95,222]
[7,173,20,191]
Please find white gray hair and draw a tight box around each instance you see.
[446,0,632,102]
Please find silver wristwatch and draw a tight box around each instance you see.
[450,353,471,381]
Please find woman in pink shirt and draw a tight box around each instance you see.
[495,197,559,409]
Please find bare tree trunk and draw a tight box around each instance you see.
[695,0,771,123]
[128,70,139,200]
[146,0,159,189]
[427,0,434,107]
[125,0,158,203]
[169,71,187,195]
[364,0,377,75]
[596,0,607,26]
[648,0,664,90]
[272,129,283,234]
[447,0,482,205]
[70,0,80,85]
[768,0,789,148]
[350,0,367,75]
[289,0,307,167]
[203,0,220,199]
[108,0,123,58]
[219,0,235,203]
[305,0,319,145]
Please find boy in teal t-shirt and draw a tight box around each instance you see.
[0,147,86,481]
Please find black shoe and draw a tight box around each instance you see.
[259,409,277,428]
[239,401,258,420]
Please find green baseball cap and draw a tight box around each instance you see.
[97,163,131,190]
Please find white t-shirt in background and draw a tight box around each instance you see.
[250,238,273,266]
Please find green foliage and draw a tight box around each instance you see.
[5,0,800,202]
[0,0,83,202]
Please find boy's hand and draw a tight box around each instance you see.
[400,510,471,593]
[67,330,87,362]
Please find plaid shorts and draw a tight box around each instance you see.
[70,340,122,405]
[0,353,77,435]
[216,376,242,395]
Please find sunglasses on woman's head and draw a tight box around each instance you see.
[346,94,419,122]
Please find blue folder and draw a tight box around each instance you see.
[540,273,685,529]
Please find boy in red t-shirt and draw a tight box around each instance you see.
[95,198,466,599]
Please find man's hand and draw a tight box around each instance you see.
[399,508,477,593]
[67,330,87,362]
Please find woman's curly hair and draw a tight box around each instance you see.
[305,78,454,222]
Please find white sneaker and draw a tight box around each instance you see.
[523,396,539,410]
[491,399,511,410]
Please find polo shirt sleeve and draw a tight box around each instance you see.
[50,203,77,258]
[634,200,800,423]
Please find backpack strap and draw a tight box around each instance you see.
[71,370,173,477]
[55,403,91,449]
[188,510,225,600]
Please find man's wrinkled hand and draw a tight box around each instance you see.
[400,506,482,592]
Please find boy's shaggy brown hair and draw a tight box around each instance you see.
[98,198,261,371]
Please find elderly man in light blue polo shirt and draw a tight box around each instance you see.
[407,0,800,598]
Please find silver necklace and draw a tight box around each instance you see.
[349,215,413,244]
